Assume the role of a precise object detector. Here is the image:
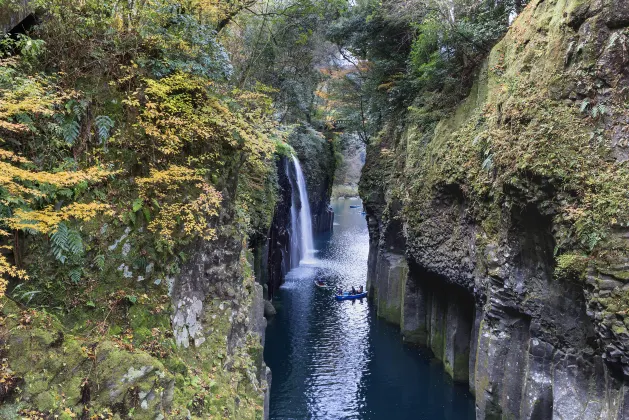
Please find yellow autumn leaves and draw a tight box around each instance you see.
[137,166,223,250]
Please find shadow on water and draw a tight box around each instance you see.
[264,197,475,420]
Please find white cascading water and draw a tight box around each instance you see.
[290,155,315,264]
[286,160,300,269]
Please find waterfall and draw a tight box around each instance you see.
[286,160,300,269]
[287,155,315,265]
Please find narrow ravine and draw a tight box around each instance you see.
[264,197,475,419]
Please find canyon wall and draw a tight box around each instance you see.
[264,126,337,298]
[266,156,294,298]
[0,160,271,419]
[288,125,336,234]
[361,0,629,418]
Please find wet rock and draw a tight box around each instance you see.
[263,300,277,318]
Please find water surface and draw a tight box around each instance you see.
[264,197,475,419]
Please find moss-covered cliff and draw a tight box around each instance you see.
[288,124,337,233]
[0,2,280,418]
[361,0,629,418]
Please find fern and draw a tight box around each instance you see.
[95,115,114,142]
[50,222,84,264]
[69,268,82,284]
[65,99,87,119]
[482,154,494,171]
[94,254,105,271]
[133,256,148,271]
[67,229,84,255]
[51,222,70,264]
[592,104,607,119]
[62,119,81,145]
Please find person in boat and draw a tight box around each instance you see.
[358,285,364,294]
[337,287,343,295]
[351,286,356,295]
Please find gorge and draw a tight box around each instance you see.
[1,0,629,419]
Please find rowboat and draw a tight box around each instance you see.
[335,291,368,301]
[314,280,327,288]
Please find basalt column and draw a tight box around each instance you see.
[402,265,474,383]
[266,156,293,298]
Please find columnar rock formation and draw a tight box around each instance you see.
[361,0,629,418]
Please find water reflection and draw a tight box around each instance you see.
[265,197,475,420]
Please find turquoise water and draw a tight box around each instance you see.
[264,197,475,419]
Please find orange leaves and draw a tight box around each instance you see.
[0,161,113,190]
[0,62,63,133]
[137,166,202,200]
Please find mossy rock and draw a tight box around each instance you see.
[0,297,174,419]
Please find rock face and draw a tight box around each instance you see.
[288,125,336,234]
[266,156,294,298]
[264,126,336,296]
[0,0,33,34]
[0,164,271,419]
[361,0,629,418]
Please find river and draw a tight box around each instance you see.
[264,197,475,419]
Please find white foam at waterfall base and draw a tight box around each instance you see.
[291,155,316,264]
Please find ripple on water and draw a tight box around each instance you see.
[265,198,475,420]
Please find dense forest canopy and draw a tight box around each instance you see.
[0,0,526,297]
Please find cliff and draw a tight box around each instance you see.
[288,125,336,234]
[263,126,337,298]
[0,161,271,419]
[0,2,277,418]
[265,156,293,298]
[360,0,629,418]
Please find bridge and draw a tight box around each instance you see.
[322,119,353,131]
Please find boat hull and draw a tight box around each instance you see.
[335,292,367,301]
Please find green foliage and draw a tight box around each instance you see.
[50,222,84,264]
[93,253,105,271]
[326,0,528,142]
[137,7,233,79]
[555,253,589,282]
[327,1,416,122]
[226,0,346,123]
[274,140,295,157]
[95,115,114,143]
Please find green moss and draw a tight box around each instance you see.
[597,268,629,282]
[34,392,57,412]
[555,253,589,282]
[430,326,445,362]
[402,327,428,346]
[612,324,627,335]
[378,301,401,325]
[452,353,470,382]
